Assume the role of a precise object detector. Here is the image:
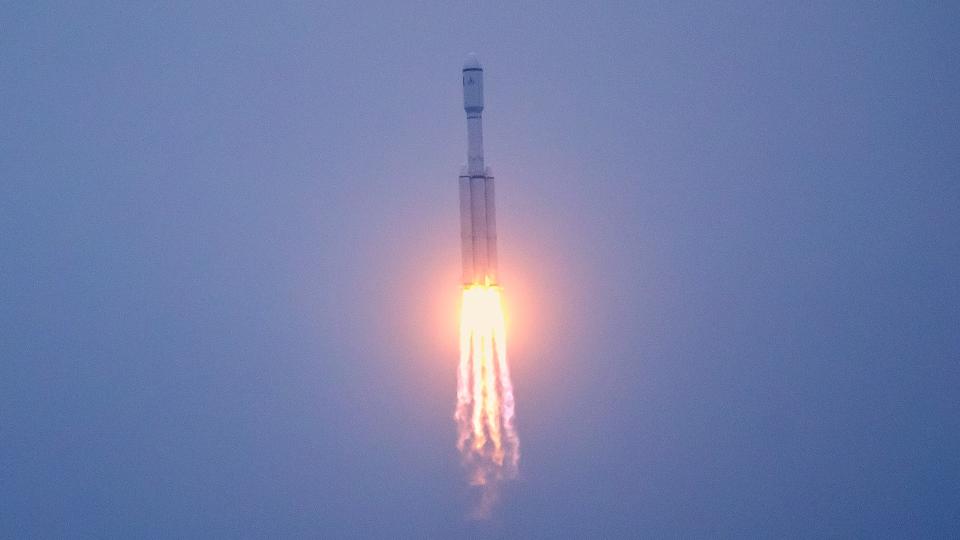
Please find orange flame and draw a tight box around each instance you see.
[455,283,519,516]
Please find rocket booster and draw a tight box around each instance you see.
[459,54,498,285]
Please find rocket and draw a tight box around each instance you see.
[459,54,498,286]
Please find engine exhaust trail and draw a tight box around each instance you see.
[455,283,519,517]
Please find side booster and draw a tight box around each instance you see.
[459,53,498,286]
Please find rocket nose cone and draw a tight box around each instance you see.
[463,53,482,71]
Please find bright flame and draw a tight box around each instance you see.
[455,283,519,517]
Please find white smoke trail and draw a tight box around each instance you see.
[455,284,520,517]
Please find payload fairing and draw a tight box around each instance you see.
[459,54,498,286]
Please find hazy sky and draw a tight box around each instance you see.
[2,2,958,537]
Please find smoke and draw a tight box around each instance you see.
[455,284,520,518]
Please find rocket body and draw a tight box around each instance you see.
[459,54,498,285]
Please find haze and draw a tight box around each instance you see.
[2,2,958,537]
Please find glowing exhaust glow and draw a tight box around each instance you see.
[455,281,519,516]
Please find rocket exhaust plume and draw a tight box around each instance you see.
[456,284,519,517]
[454,54,519,518]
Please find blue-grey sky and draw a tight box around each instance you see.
[2,2,958,537]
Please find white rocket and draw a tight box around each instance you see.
[459,54,498,286]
